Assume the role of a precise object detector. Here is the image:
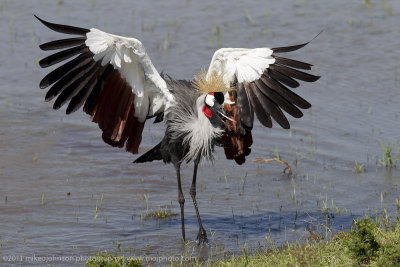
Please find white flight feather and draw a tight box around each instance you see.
[207,47,276,87]
[85,28,174,122]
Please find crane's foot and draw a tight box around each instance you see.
[196,227,208,245]
[253,157,292,177]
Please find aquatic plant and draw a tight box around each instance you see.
[354,160,365,174]
[378,141,399,168]
[363,0,373,21]
[145,205,178,220]
[261,10,269,34]
[210,26,222,42]
[163,30,169,53]
[94,193,104,219]
[245,10,256,25]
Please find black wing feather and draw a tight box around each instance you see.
[272,30,323,53]
[254,79,303,118]
[39,37,86,51]
[67,65,108,114]
[268,68,300,88]
[271,64,320,82]
[40,52,92,89]
[39,44,89,68]
[271,42,309,53]
[273,56,312,70]
[250,82,290,129]
[244,81,272,128]
[53,62,100,110]
[45,59,95,102]
[237,82,254,130]
[35,15,89,36]
[83,65,114,115]
[261,74,311,109]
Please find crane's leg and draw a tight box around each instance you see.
[190,158,208,244]
[175,164,186,241]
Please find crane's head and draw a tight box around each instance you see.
[203,92,224,117]
[202,91,233,129]
[192,69,234,127]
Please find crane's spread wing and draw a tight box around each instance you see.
[207,39,320,164]
[36,16,173,154]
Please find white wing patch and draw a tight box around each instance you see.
[85,29,174,121]
[207,48,276,87]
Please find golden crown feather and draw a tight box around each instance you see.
[192,68,233,94]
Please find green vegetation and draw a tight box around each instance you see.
[354,160,365,174]
[245,10,256,25]
[163,30,170,53]
[208,217,400,267]
[85,216,400,266]
[94,193,104,219]
[363,0,373,21]
[210,26,222,42]
[378,141,399,168]
[145,205,178,220]
[86,254,141,267]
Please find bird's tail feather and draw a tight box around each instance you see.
[133,142,162,163]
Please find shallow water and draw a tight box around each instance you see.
[1,0,400,266]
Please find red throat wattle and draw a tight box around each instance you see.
[203,92,214,118]
[203,105,212,118]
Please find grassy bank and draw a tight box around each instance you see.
[210,217,400,266]
[86,216,400,267]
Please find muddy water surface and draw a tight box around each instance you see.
[1,0,400,266]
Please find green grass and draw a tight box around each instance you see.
[86,216,400,267]
[86,254,141,267]
[207,217,400,267]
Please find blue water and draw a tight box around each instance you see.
[1,0,400,266]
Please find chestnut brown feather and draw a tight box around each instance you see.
[222,95,253,165]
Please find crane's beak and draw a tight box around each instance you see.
[217,110,235,122]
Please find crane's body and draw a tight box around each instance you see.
[35,15,320,243]
[133,78,226,241]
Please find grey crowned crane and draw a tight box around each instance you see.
[35,15,320,244]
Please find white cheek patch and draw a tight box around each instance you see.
[205,94,215,107]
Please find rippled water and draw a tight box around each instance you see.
[1,0,400,266]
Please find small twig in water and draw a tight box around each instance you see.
[253,157,292,177]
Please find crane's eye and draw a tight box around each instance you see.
[214,92,224,105]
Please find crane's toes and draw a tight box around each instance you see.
[196,227,209,245]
